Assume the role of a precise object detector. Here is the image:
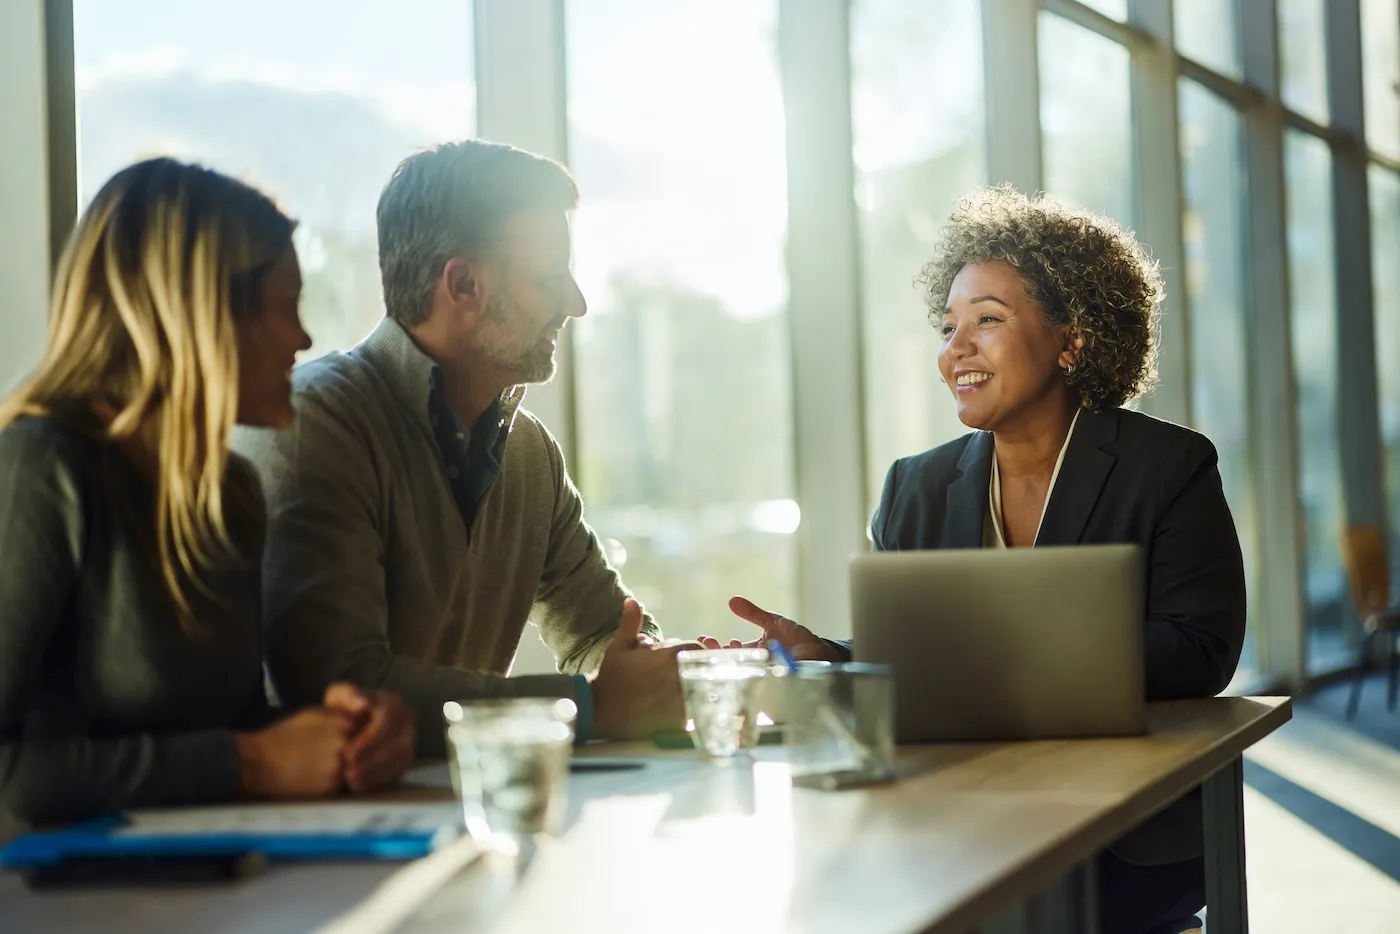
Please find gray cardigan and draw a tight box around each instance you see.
[0,417,272,838]
[233,319,658,756]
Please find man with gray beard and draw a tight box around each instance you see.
[234,141,688,757]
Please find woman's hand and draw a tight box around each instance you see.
[323,683,417,794]
[234,708,354,799]
[695,596,841,662]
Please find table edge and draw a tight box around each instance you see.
[917,696,1293,934]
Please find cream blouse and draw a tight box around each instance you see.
[983,408,1081,549]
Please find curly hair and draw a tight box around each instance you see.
[917,185,1162,411]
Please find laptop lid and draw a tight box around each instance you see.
[850,544,1146,742]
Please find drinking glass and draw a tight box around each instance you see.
[676,647,769,758]
[443,697,577,846]
[776,662,895,790]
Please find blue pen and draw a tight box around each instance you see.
[766,638,799,673]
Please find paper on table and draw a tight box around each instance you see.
[115,803,460,837]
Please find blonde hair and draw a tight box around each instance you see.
[0,158,295,621]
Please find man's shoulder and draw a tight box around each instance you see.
[507,406,557,448]
[291,349,387,409]
[501,406,567,479]
[232,350,400,481]
[279,349,412,446]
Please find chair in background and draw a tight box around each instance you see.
[1341,525,1400,719]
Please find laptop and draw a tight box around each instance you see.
[850,544,1146,742]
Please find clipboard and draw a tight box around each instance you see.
[0,802,462,870]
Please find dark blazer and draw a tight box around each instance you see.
[868,406,1247,864]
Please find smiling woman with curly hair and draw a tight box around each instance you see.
[917,184,1161,413]
[712,186,1246,934]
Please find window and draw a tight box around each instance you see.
[1075,0,1127,21]
[1174,0,1241,79]
[1038,13,1135,226]
[73,0,475,358]
[1372,166,1400,568]
[565,0,797,640]
[1179,80,1260,679]
[853,0,984,509]
[1363,0,1400,158]
[1284,130,1348,671]
[1278,0,1330,124]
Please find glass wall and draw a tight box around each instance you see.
[565,0,797,640]
[1175,0,1241,78]
[1279,0,1330,125]
[1076,0,1126,21]
[1284,130,1349,671]
[1038,12,1135,226]
[852,0,984,509]
[1362,0,1400,158]
[55,1,1400,689]
[72,0,475,357]
[1179,79,1260,679]
[1372,165,1400,570]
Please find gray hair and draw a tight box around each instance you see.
[376,140,579,327]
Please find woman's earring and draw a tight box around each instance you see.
[1063,363,1076,376]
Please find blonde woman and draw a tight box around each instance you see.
[0,158,415,833]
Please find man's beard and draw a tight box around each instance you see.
[479,292,563,384]
[516,335,560,384]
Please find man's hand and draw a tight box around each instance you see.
[323,683,417,793]
[695,596,840,662]
[590,598,696,739]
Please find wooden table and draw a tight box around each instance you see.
[1,697,1290,934]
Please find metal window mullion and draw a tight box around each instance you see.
[473,0,577,467]
[983,0,1043,192]
[1129,0,1190,427]
[1326,0,1387,643]
[1177,55,1265,110]
[776,0,868,638]
[1369,147,1400,173]
[3,0,62,392]
[1044,0,1152,48]
[1282,107,1349,142]
[1240,0,1308,688]
[44,0,76,272]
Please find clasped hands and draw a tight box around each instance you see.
[234,684,416,799]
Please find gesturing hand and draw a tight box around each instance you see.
[694,596,840,662]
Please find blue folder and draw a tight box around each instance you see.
[0,809,460,869]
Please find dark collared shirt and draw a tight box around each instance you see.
[428,372,505,536]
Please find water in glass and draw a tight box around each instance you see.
[680,663,767,757]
